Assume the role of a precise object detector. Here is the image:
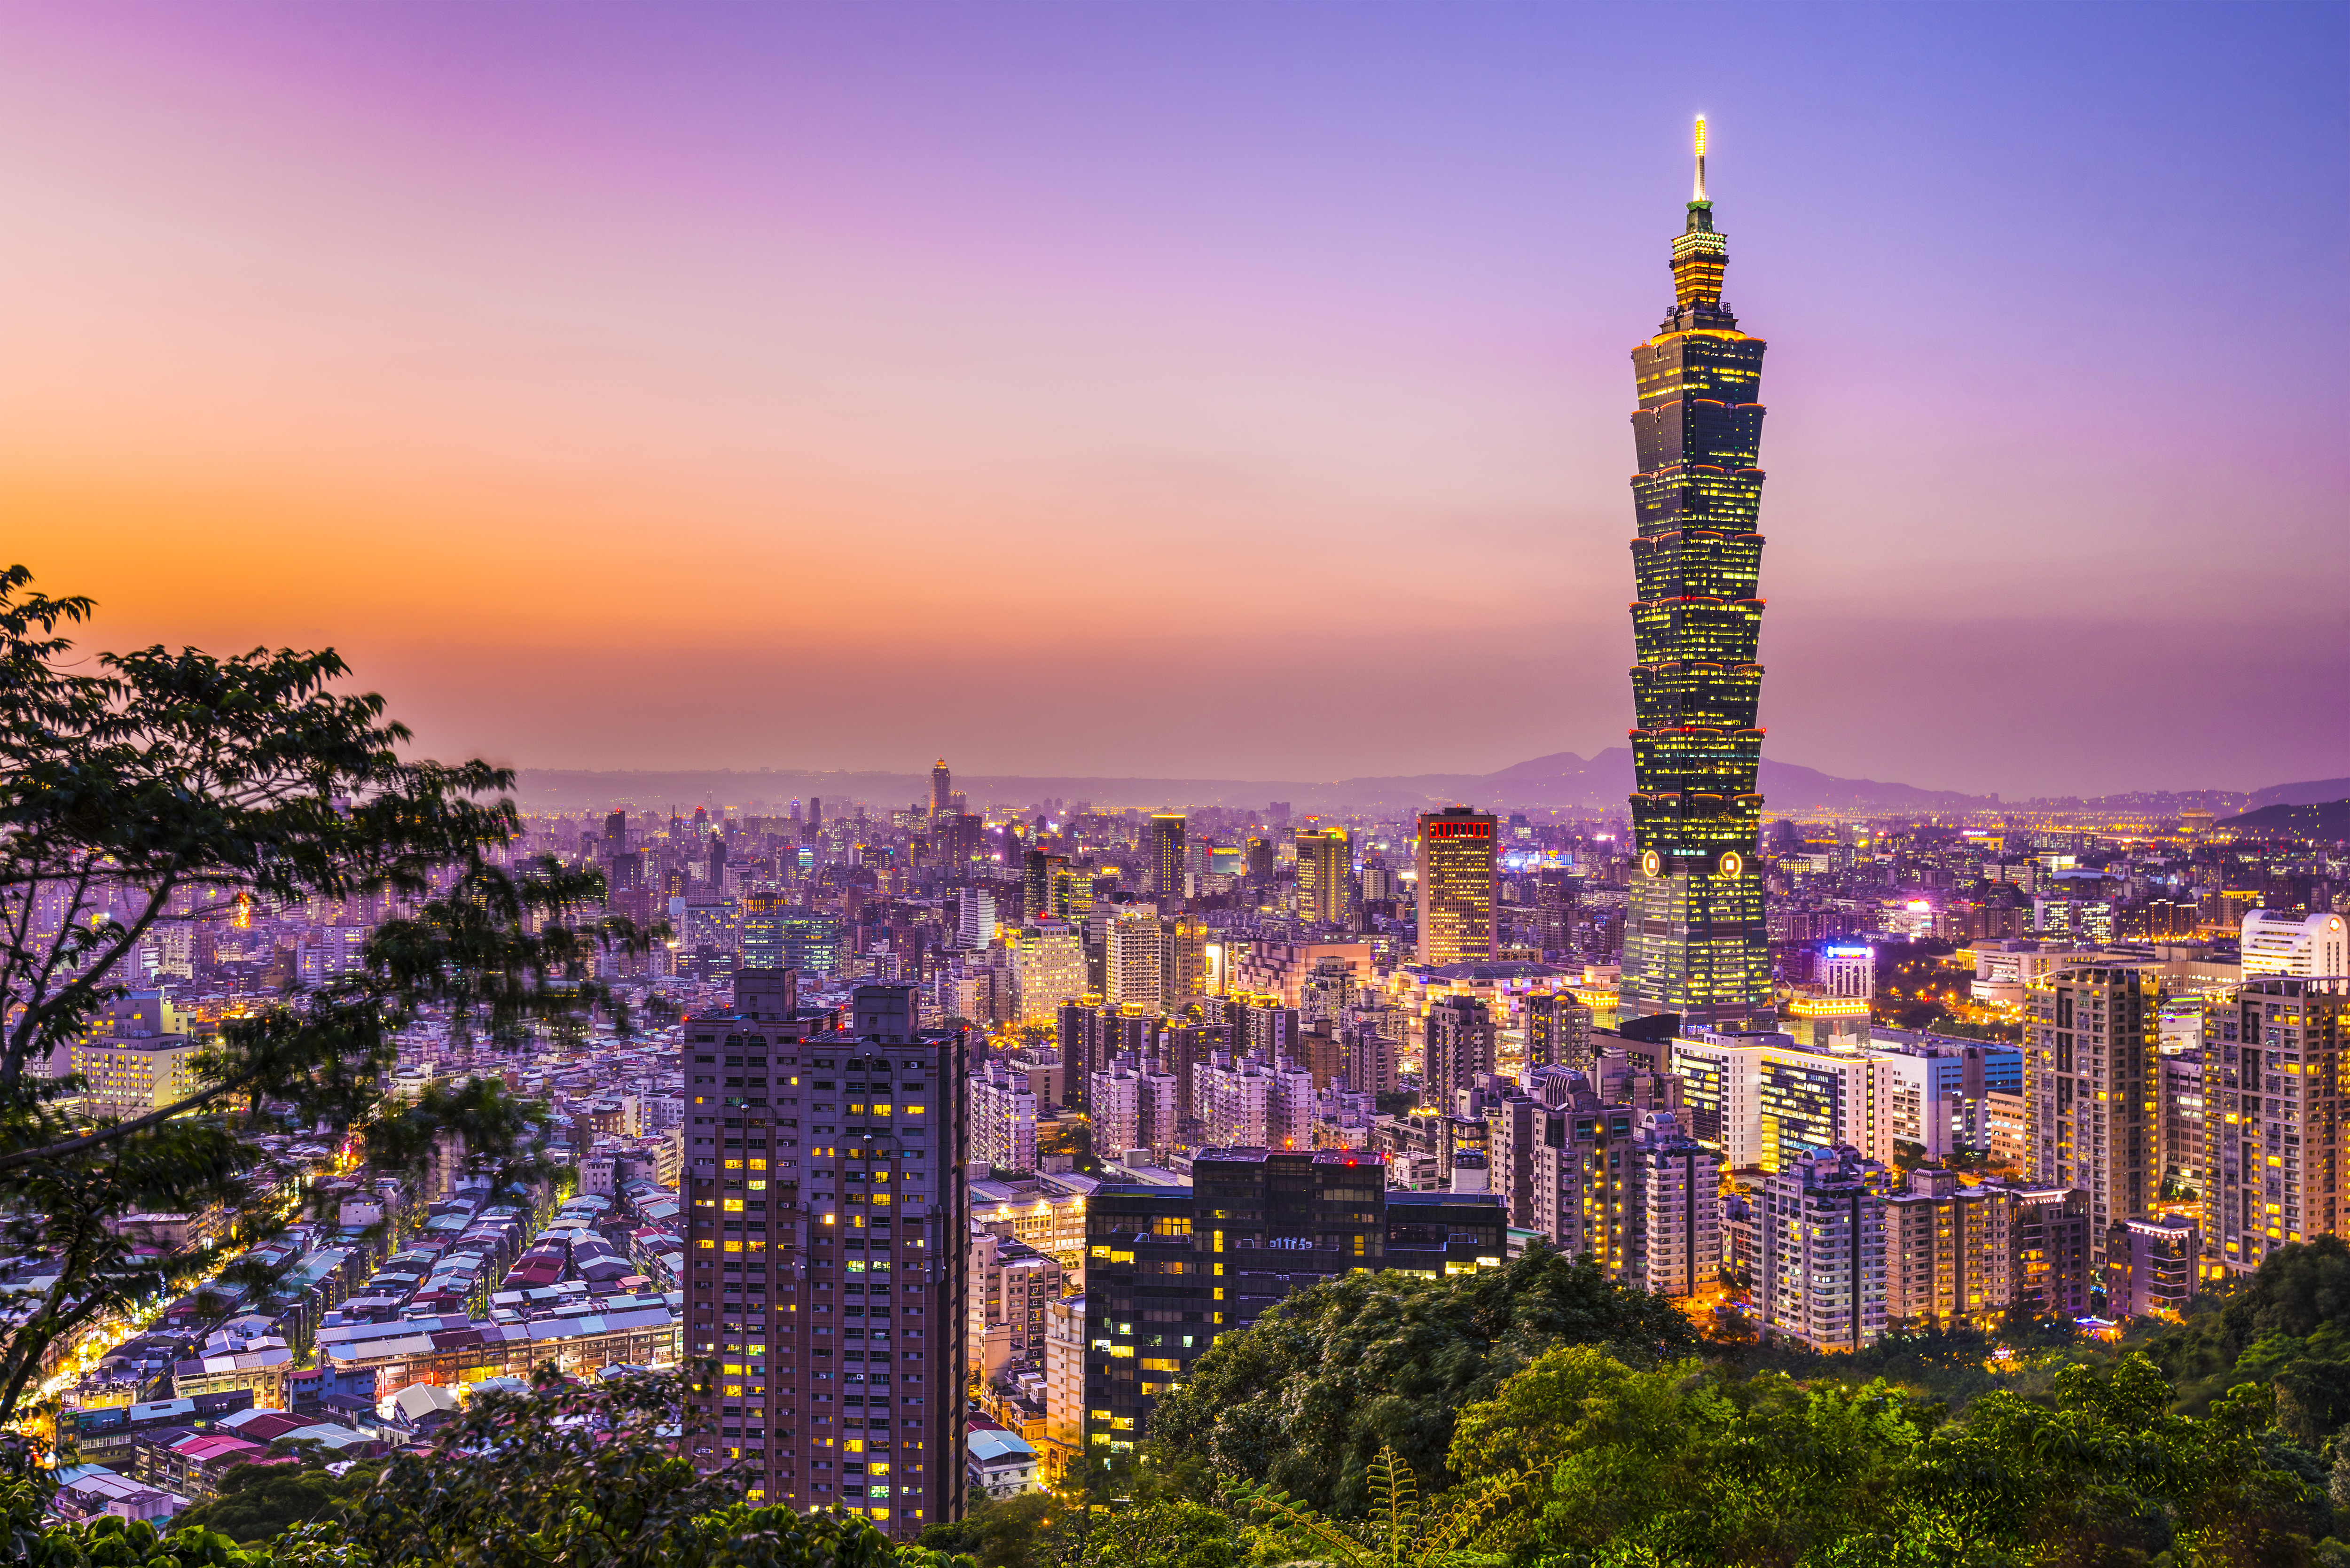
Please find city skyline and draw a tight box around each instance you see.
[4,2,2345,799]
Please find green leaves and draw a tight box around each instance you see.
[0,566,658,1428]
[1147,1245,1701,1517]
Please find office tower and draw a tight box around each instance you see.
[2027,965,2159,1262]
[1106,913,1164,1012]
[932,760,952,820]
[810,798,823,833]
[1058,1001,1107,1111]
[1534,870,1577,956]
[2241,911,2350,979]
[2205,976,2350,1274]
[1244,837,1275,886]
[1869,1037,2025,1163]
[1294,827,1352,927]
[956,889,997,951]
[1084,1151,1504,1449]
[1821,946,1874,999]
[1668,1031,1886,1171]
[1525,992,1594,1071]
[1423,997,1496,1105]
[1623,1110,1723,1298]
[1618,118,1774,1032]
[683,983,969,1537]
[1757,1146,1888,1352]
[1146,815,1187,904]
[1010,924,1087,1023]
[1023,850,1070,925]
[1416,807,1497,966]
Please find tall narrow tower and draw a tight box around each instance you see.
[1619,117,1774,1031]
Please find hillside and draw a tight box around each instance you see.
[2218,798,2350,839]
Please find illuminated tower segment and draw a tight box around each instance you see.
[1620,117,1774,1030]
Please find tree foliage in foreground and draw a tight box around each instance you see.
[1237,1344,2322,1568]
[1146,1245,1700,1516]
[0,565,655,1427]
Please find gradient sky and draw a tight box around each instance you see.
[4,2,2344,799]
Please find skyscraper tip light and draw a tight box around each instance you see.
[1692,114,1708,203]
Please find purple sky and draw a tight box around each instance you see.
[4,2,2344,797]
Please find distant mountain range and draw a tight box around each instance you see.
[2249,778,2350,810]
[2219,798,2350,839]
[514,748,2005,816]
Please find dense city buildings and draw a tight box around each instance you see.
[1618,119,1775,1033]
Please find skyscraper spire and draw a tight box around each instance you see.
[1692,114,1708,205]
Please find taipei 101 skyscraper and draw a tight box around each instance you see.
[1618,117,1775,1030]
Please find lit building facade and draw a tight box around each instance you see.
[2204,976,2350,1275]
[1294,827,1353,927]
[1146,815,1186,904]
[1415,807,1497,967]
[1619,118,1774,1031]
[2241,911,2350,980]
[2025,964,2159,1264]
[681,983,971,1539]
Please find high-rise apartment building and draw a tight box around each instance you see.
[1618,118,1774,1032]
[1343,1020,1397,1097]
[1159,917,1209,1007]
[682,982,969,1538]
[1757,1146,1887,1352]
[2026,965,2159,1262]
[1509,1071,1715,1296]
[1423,996,1496,1105]
[1106,913,1164,1013]
[1525,992,1595,1071]
[2241,911,2350,980]
[1623,1110,1723,1298]
[1294,827,1352,927]
[1416,808,1497,966]
[1146,815,1186,904]
[967,1061,1039,1174]
[1089,1064,1141,1156]
[2204,976,2350,1275]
